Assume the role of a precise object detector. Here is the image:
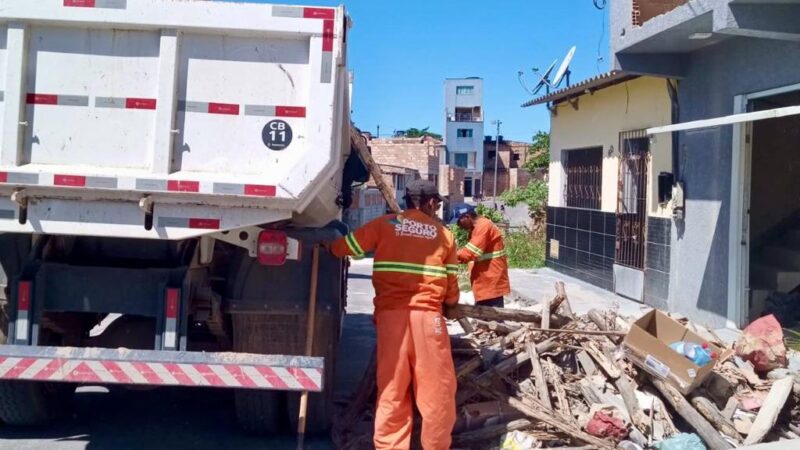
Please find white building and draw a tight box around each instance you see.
[443,78,484,198]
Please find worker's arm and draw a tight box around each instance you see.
[457,220,490,263]
[444,231,460,306]
[329,217,381,259]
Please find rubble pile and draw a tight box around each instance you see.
[333,283,800,449]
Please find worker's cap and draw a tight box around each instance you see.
[405,179,443,201]
[454,205,477,218]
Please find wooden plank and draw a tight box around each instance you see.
[721,396,738,420]
[690,395,743,441]
[473,319,519,335]
[452,418,558,446]
[349,127,401,213]
[553,281,575,319]
[451,303,566,327]
[614,372,649,434]
[743,376,794,445]
[651,378,734,450]
[588,309,610,331]
[541,295,551,330]
[456,337,557,405]
[576,350,598,376]
[526,341,552,410]
[544,357,572,421]
[487,389,616,450]
[456,356,483,380]
[582,341,621,379]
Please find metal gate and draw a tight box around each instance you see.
[615,130,649,269]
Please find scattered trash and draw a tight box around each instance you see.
[735,314,788,373]
[334,283,800,450]
[670,341,717,367]
[501,430,539,450]
[586,410,629,441]
[652,433,707,450]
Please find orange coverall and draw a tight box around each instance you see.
[331,209,459,450]
[458,216,511,302]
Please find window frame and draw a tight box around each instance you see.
[562,146,603,210]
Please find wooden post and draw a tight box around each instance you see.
[350,127,401,214]
[651,378,734,450]
[296,245,320,449]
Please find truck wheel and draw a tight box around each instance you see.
[287,312,338,434]
[231,314,283,435]
[234,390,284,435]
[0,380,72,426]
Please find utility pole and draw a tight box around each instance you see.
[492,120,502,208]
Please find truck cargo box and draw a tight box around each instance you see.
[0,0,351,239]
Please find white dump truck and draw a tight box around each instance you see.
[0,0,367,434]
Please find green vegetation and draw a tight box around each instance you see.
[398,127,443,140]
[522,131,550,172]
[448,202,545,277]
[505,230,546,269]
[500,180,548,219]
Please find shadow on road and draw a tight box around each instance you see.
[347,272,372,280]
[0,387,333,450]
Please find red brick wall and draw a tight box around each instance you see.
[633,0,688,26]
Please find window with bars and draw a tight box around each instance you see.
[563,147,603,210]
[456,86,474,95]
[615,130,650,270]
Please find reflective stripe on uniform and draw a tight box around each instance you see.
[344,233,365,257]
[477,249,507,261]
[446,264,459,275]
[465,242,483,256]
[373,261,448,278]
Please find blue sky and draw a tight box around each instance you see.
[225,0,610,142]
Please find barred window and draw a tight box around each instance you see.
[563,147,603,210]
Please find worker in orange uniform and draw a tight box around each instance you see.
[328,180,459,450]
[455,205,511,307]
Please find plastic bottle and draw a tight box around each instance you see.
[669,341,718,367]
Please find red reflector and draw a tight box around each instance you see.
[0,173,7,183]
[208,103,240,115]
[54,174,86,187]
[244,185,277,197]
[258,230,288,266]
[126,98,157,110]
[275,106,306,118]
[64,0,96,7]
[27,94,58,105]
[188,218,220,230]
[322,19,334,52]
[18,281,31,311]
[165,289,179,319]
[303,7,334,19]
[167,180,199,192]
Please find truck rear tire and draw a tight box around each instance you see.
[0,381,72,426]
[234,390,284,435]
[231,314,283,435]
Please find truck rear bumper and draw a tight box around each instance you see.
[0,345,323,392]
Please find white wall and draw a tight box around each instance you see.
[547,76,673,217]
[443,78,485,172]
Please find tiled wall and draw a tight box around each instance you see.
[644,216,671,309]
[546,206,616,291]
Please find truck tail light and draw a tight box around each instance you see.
[258,230,288,266]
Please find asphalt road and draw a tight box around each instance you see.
[0,260,378,450]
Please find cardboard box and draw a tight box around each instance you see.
[624,310,726,395]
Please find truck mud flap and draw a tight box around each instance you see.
[0,345,323,392]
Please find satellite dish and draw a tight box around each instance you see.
[552,46,576,88]
[532,59,557,95]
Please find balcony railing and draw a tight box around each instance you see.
[450,113,482,122]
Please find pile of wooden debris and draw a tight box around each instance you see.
[333,283,800,449]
